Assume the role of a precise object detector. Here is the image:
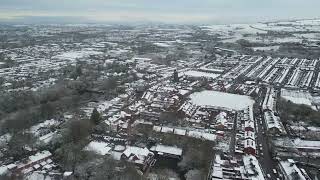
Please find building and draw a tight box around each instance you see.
[215,112,228,129]
[209,154,244,180]
[244,120,255,132]
[244,139,256,155]
[0,150,53,176]
[264,111,285,135]
[121,146,155,171]
[242,155,265,180]
[244,131,255,140]
[150,144,183,159]
[279,159,311,180]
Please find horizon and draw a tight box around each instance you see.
[1,0,320,24]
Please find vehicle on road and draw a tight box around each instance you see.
[273,169,277,174]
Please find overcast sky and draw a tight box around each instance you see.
[0,0,320,24]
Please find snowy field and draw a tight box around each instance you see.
[54,49,102,61]
[190,90,254,110]
[85,141,112,155]
[183,70,220,79]
[201,20,320,44]
[252,46,280,51]
[153,42,172,47]
[281,89,313,106]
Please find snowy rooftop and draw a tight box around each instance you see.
[17,151,52,169]
[242,155,265,180]
[122,146,153,164]
[123,146,152,158]
[279,160,307,180]
[150,144,183,156]
[0,166,8,176]
[293,138,320,150]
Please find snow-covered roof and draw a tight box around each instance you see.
[242,155,265,180]
[161,127,174,133]
[153,125,162,132]
[279,160,308,180]
[174,128,186,136]
[244,131,255,140]
[150,144,182,156]
[293,138,320,150]
[211,164,223,179]
[122,146,153,165]
[63,172,73,177]
[216,112,227,126]
[29,151,51,163]
[244,120,254,129]
[264,111,284,133]
[17,151,52,169]
[178,89,190,96]
[262,88,276,111]
[244,139,256,150]
[0,166,8,175]
[188,130,216,141]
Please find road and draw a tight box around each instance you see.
[229,112,238,155]
[254,88,282,180]
[256,115,280,180]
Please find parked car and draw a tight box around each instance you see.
[273,169,277,174]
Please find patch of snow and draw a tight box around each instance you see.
[190,90,254,110]
[150,144,182,156]
[85,141,112,155]
[183,70,220,79]
[54,50,102,61]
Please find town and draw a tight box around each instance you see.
[1,19,320,180]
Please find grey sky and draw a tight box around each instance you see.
[0,0,319,24]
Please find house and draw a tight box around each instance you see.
[293,139,320,152]
[215,112,227,129]
[244,120,255,132]
[279,159,311,180]
[0,166,9,176]
[209,154,244,180]
[150,144,183,159]
[179,101,198,117]
[264,111,285,135]
[14,151,52,173]
[244,139,256,155]
[244,131,255,140]
[121,146,155,171]
[242,155,265,180]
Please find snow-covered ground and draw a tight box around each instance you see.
[54,49,102,61]
[190,90,254,110]
[202,20,320,44]
[281,89,313,107]
[153,42,172,47]
[29,119,60,136]
[84,141,112,155]
[183,70,220,79]
[252,46,280,51]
